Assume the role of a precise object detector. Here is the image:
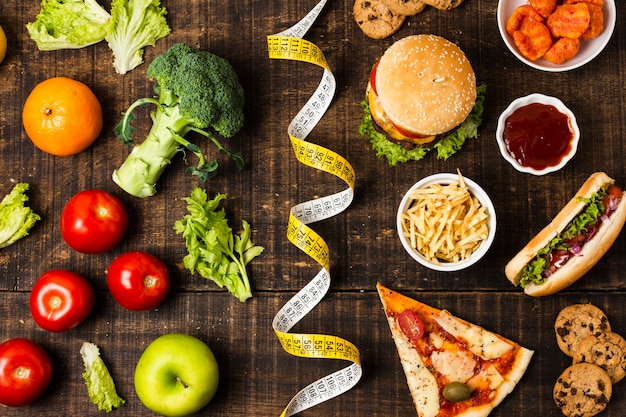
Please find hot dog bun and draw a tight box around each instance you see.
[505,172,626,296]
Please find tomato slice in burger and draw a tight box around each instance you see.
[393,123,431,141]
[369,60,379,94]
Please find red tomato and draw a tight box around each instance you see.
[397,310,425,342]
[0,338,53,407]
[60,189,128,254]
[107,251,170,311]
[393,123,431,140]
[369,60,379,94]
[30,270,95,333]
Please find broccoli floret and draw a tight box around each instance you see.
[112,43,245,198]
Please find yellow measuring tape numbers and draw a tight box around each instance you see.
[268,1,361,415]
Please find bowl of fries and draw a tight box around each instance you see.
[397,172,497,271]
[497,0,616,72]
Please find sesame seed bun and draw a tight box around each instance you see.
[374,34,476,136]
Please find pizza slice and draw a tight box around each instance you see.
[377,283,533,417]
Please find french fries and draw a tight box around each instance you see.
[400,172,490,264]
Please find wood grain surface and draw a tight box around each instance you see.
[1,0,626,416]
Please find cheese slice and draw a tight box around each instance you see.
[367,84,436,144]
[467,361,505,392]
[430,345,476,383]
[434,310,514,360]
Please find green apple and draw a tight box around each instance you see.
[134,333,219,417]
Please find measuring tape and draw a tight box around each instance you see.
[268,1,361,415]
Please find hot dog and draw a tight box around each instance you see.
[505,172,626,296]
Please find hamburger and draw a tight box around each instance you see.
[359,34,486,165]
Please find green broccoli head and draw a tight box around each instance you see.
[113,43,246,197]
[147,43,245,138]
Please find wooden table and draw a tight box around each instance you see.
[1,0,625,416]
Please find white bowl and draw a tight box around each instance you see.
[496,93,580,175]
[397,173,497,272]
[497,0,616,72]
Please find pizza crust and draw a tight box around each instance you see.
[387,315,440,417]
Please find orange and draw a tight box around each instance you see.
[22,77,103,156]
[0,24,6,64]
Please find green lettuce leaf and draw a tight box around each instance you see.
[174,187,264,302]
[359,84,487,166]
[519,187,608,288]
[26,0,170,74]
[26,0,112,51]
[433,84,486,160]
[358,99,430,166]
[105,0,171,74]
[80,342,125,412]
[0,183,40,249]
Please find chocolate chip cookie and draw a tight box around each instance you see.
[384,0,426,16]
[553,363,612,417]
[573,332,626,384]
[555,304,611,357]
[353,0,405,39]
[421,0,464,10]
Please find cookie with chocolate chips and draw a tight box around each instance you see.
[573,332,626,384]
[421,0,464,10]
[555,304,611,357]
[553,363,612,417]
[384,0,426,16]
[353,0,405,39]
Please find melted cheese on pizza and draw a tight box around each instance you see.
[434,310,514,360]
[430,342,476,383]
[428,333,504,392]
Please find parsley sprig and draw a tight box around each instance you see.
[174,187,264,302]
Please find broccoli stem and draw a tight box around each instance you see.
[112,103,189,198]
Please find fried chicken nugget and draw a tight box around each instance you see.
[544,37,580,64]
[547,3,591,39]
[506,5,544,36]
[513,17,553,61]
[564,0,603,7]
[529,0,557,18]
[581,3,604,40]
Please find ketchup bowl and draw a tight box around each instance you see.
[496,93,580,176]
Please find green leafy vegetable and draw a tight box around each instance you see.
[433,84,486,160]
[26,0,112,51]
[105,0,171,75]
[26,0,170,74]
[112,43,245,197]
[359,84,486,166]
[0,183,40,249]
[174,187,264,302]
[80,342,125,412]
[519,188,608,288]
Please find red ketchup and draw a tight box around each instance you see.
[503,103,574,170]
